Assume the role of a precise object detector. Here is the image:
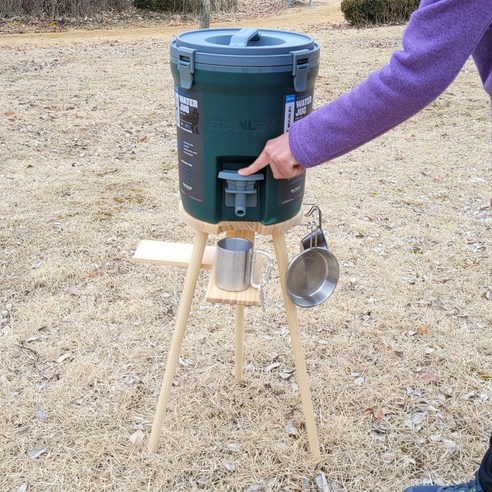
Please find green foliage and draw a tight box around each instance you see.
[341,0,420,27]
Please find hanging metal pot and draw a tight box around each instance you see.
[285,206,339,308]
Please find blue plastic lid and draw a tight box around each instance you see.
[170,28,319,89]
[174,27,315,56]
[170,28,319,69]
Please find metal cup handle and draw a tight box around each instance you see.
[250,250,273,290]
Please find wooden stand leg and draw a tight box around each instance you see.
[225,230,253,383]
[272,232,321,459]
[149,230,209,452]
[234,304,245,382]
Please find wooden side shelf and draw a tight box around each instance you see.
[206,264,260,306]
[132,240,216,269]
[131,239,260,305]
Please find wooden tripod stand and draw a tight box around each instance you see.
[132,204,320,458]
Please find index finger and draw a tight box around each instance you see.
[238,151,269,176]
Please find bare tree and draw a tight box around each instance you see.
[199,0,211,28]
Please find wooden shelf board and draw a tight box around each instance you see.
[206,264,260,306]
[131,240,216,269]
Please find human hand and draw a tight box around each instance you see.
[238,133,305,179]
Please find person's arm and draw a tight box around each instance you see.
[291,0,492,168]
[472,23,492,92]
[240,0,492,178]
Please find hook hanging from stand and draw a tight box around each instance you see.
[305,205,322,230]
[301,205,325,250]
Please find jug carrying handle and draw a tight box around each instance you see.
[229,28,261,48]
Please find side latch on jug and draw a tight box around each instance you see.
[218,170,264,218]
[177,46,196,90]
[291,49,311,92]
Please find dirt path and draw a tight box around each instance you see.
[0,0,343,46]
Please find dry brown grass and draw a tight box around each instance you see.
[1,1,491,491]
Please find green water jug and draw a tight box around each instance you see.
[170,27,319,225]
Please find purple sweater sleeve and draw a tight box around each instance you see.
[290,0,492,168]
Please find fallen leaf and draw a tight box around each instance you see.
[122,374,135,385]
[246,485,263,492]
[380,452,395,464]
[40,368,58,380]
[32,259,43,269]
[414,369,438,382]
[178,357,190,367]
[35,408,49,421]
[442,438,459,455]
[129,429,145,446]
[405,411,427,432]
[402,275,417,284]
[265,362,280,373]
[227,442,240,453]
[80,269,104,281]
[476,371,491,382]
[56,352,72,364]
[363,407,384,420]
[285,421,297,435]
[279,369,294,379]
[469,176,487,184]
[67,286,82,297]
[27,447,47,459]
[315,471,329,492]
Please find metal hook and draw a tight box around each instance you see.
[305,205,322,229]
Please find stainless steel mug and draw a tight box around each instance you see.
[215,238,272,292]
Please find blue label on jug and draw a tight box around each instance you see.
[283,94,296,132]
[175,85,204,202]
[283,92,313,133]
[279,91,313,205]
